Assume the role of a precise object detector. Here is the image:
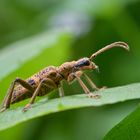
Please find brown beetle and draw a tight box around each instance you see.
[0,42,129,112]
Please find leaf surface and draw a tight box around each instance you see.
[0,83,140,131]
[104,100,140,140]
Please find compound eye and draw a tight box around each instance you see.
[75,59,90,68]
[82,60,90,66]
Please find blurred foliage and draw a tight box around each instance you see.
[104,106,140,139]
[0,0,140,140]
[1,83,140,131]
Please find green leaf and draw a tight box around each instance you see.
[0,30,69,80]
[0,83,140,131]
[104,103,140,140]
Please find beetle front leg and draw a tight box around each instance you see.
[83,73,99,91]
[73,73,100,99]
[0,78,34,112]
[23,78,56,112]
[83,73,106,91]
[67,71,83,83]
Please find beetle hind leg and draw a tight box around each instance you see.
[23,78,57,112]
[0,78,34,113]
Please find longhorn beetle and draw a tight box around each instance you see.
[0,42,129,112]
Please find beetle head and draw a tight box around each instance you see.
[75,57,99,71]
[74,41,129,72]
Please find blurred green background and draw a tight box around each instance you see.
[0,0,140,140]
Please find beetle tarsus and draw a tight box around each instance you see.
[0,107,7,113]
[22,104,32,112]
[88,93,101,99]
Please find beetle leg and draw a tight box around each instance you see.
[67,71,83,83]
[83,73,99,90]
[67,72,90,93]
[70,71,99,90]
[58,82,65,97]
[74,73,100,99]
[74,73,90,93]
[23,78,56,112]
[0,78,34,112]
[83,73,106,91]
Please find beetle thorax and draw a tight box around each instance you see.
[57,61,76,79]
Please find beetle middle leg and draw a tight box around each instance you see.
[0,78,34,112]
[23,78,57,112]
[58,82,65,97]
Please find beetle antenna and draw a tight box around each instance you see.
[90,41,129,60]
